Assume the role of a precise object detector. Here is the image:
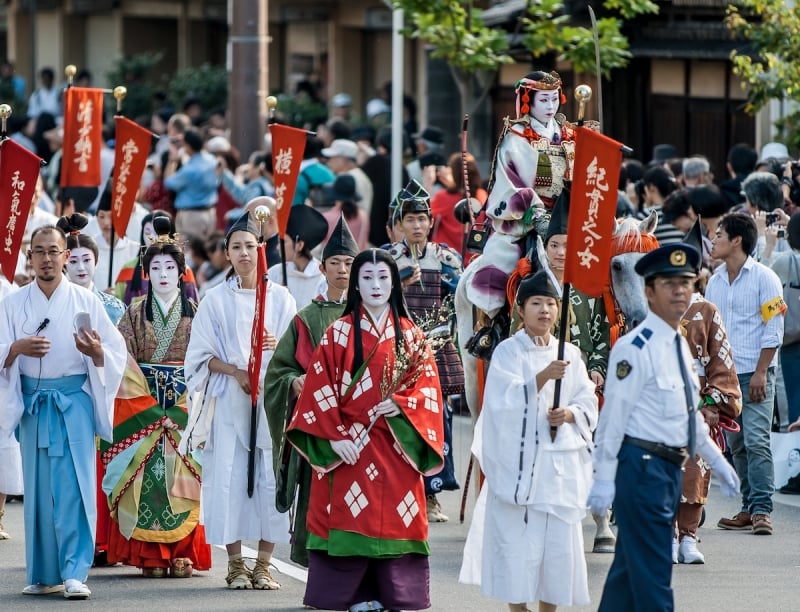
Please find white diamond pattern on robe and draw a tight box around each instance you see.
[314,384,337,412]
[320,333,329,346]
[313,360,323,374]
[303,411,317,424]
[424,363,436,378]
[407,397,417,410]
[421,387,439,413]
[333,320,352,347]
[396,490,419,528]
[351,368,373,400]
[427,427,438,441]
[344,482,369,517]
[366,463,379,480]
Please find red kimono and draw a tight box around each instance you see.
[286,308,444,557]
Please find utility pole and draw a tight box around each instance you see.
[228,0,268,160]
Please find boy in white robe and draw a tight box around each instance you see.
[460,270,598,612]
[0,225,126,599]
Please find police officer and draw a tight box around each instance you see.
[587,243,741,612]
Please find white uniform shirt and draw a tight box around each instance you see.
[593,311,723,481]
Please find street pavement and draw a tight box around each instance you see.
[2,415,799,610]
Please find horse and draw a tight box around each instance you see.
[455,210,659,552]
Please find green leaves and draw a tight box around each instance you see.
[725,0,800,147]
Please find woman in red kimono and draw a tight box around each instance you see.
[287,248,445,611]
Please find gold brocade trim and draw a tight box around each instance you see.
[130,506,200,543]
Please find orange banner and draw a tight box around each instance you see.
[61,87,104,188]
[563,126,623,297]
[112,116,153,238]
[270,123,307,237]
[248,243,269,406]
[0,139,42,281]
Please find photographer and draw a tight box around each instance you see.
[740,171,790,264]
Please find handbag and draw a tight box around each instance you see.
[783,255,800,345]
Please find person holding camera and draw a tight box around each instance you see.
[739,171,791,264]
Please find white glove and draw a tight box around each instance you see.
[330,439,360,465]
[587,479,616,516]
[710,455,741,498]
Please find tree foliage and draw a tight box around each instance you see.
[726,0,800,150]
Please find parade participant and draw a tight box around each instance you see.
[672,221,742,564]
[58,213,126,565]
[0,225,126,599]
[91,191,141,292]
[264,214,360,567]
[588,243,740,611]
[286,248,444,612]
[114,211,198,306]
[390,179,463,522]
[267,204,329,310]
[706,212,784,536]
[182,211,296,590]
[104,215,210,576]
[468,70,579,316]
[460,270,597,612]
[58,214,126,325]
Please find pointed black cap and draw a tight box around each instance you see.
[516,270,560,305]
[226,210,262,243]
[394,179,431,219]
[544,190,569,244]
[683,217,704,257]
[323,214,359,261]
[286,204,329,251]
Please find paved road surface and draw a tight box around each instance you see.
[1,415,799,610]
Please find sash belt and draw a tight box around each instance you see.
[21,374,88,457]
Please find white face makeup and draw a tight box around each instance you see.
[65,246,96,288]
[358,261,393,315]
[148,253,181,301]
[530,90,560,125]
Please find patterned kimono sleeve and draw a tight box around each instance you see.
[286,322,349,472]
[386,324,445,477]
[588,294,611,378]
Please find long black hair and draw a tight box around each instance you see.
[142,216,194,321]
[342,248,410,373]
[131,210,176,294]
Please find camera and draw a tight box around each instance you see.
[766,212,779,226]
[778,227,786,239]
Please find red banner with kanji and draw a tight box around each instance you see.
[270,123,307,237]
[248,243,269,406]
[563,126,623,297]
[0,139,42,281]
[112,116,152,238]
[61,87,104,188]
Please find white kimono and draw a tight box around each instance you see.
[460,331,597,606]
[183,277,296,545]
[268,258,326,310]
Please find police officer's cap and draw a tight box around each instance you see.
[634,243,700,279]
[516,270,560,305]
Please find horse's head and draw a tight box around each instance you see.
[607,211,659,338]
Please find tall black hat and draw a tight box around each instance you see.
[393,179,431,219]
[516,270,560,305]
[286,204,329,251]
[544,190,569,244]
[683,218,704,257]
[226,210,262,244]
[323,214,359,261]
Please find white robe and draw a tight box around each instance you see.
[0,280,126,442]
[460,331,597,606]
[268,258,326,310]
[91,233,141,291]
[183,277,296,545]
[0,278,22,495]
